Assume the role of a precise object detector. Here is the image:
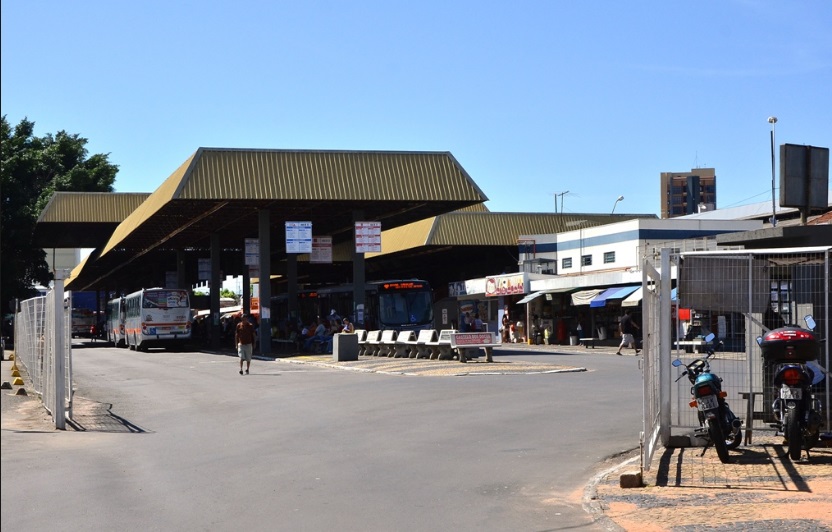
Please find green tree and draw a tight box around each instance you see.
[1,116,118,313]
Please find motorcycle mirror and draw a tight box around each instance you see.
[672,359,683,367]
[756,336,763,346]
[804,315,816,330]
[704,332,716,343]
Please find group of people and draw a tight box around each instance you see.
[299,310,355,354]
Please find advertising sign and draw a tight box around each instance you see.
[484,273,526,297]
[285,221,313,253]
[355,221,382,253]
[198,258,211,280]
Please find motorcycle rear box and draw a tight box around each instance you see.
[760,326,819,362]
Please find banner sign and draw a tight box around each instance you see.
[355,221,382,253]
[484,273,526,297]
[285,221,313,253]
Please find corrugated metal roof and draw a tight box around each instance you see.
[99,153,196,257]
[179,149,487,201]
[97,149,486,259]
[368,212,653,257]
[37,192,151,223]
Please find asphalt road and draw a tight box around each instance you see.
[2,344,643,531]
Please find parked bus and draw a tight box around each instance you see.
[110,288,191,351]
[106,297,126,347]
[274,279,434,332]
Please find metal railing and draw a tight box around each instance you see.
[13,273,72,429]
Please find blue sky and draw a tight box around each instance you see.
[2,1,830,217]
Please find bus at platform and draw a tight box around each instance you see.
[274,279,434,332]
[107,288,191,351]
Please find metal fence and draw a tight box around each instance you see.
[13,275,72,429]
[642,246,831,472]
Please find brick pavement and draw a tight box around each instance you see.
[591,434,832,531]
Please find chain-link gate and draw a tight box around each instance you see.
[12,273,73,429]
[642,246,831,472]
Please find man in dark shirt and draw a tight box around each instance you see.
[616,310,641,356]
[236,314,256,375]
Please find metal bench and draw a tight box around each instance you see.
[579,337,600,348]
[675,340,711,353]
[411,329,437,359]
[425,329,457,360]
[450,331,500,363]
[359,330,380,356]
[392,330,416,358]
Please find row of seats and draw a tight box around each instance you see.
[354,329,460,360]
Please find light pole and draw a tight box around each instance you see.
[768,116,778,227]
[555,191,569,213]
[611,195,624,214]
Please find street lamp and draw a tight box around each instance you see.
[768,116,778,227]
[611,195,624,214]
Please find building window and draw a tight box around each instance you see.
[604,251,615,264]
[581,255,592,266]
[562,257,572,269]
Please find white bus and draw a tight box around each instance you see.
[113,288,191,351]
[106,297,126,347]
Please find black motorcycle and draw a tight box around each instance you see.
[758,315,827,461]
[673,333,743,463]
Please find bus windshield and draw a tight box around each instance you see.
[142,290,190,309]
[378,290,433,327]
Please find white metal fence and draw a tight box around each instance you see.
[13,275,72,429]
[642,246,831,472]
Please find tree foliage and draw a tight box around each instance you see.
[1,115,118,312]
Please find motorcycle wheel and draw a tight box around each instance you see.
[784,407,802,460]
[726,425,742,450]
[707,417,731,463]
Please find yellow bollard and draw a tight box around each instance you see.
[11,369,21,377]
[13,377,24,386]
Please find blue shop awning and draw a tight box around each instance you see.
[589,285,640,308]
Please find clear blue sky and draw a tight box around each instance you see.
[3,1,830,217]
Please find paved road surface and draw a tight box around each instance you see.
[2,343,643,531]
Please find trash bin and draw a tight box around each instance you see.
[570,335,578,346]
[333,333,359,361]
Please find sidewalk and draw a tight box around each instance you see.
[589,434,832,531]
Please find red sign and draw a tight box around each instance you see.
[452,332,493,345]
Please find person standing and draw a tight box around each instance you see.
[501,306,511,343]
[616,309,641,356]
[236,314,256,374]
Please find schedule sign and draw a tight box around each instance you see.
[311,236,332,263]
[285,221,313,253]
[244,238,259,266]
[355,221,381,253]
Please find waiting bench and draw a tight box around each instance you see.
[359,330,380,356]
[450,331,500,363]
[675,340,711,354]
[374,330,397,357]
[392,330,416,358]
[425,329,457,360]
[411,329,437,359]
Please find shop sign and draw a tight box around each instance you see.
[485,273,526,297]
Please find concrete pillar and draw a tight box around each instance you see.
[258,209,271,356]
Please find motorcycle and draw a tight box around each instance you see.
[757,315,827,461]
[673,333,743,463]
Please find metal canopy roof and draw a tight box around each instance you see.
[56,148,488,291]
[35,192,151,249]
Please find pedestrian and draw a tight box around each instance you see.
[616,309,641,356]
[341,317,355,333]
[236,314,256,374]
[473,313,483,332]
[501,306,511,343]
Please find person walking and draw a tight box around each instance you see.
[236,314,256,374]
[616,309,640,356]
